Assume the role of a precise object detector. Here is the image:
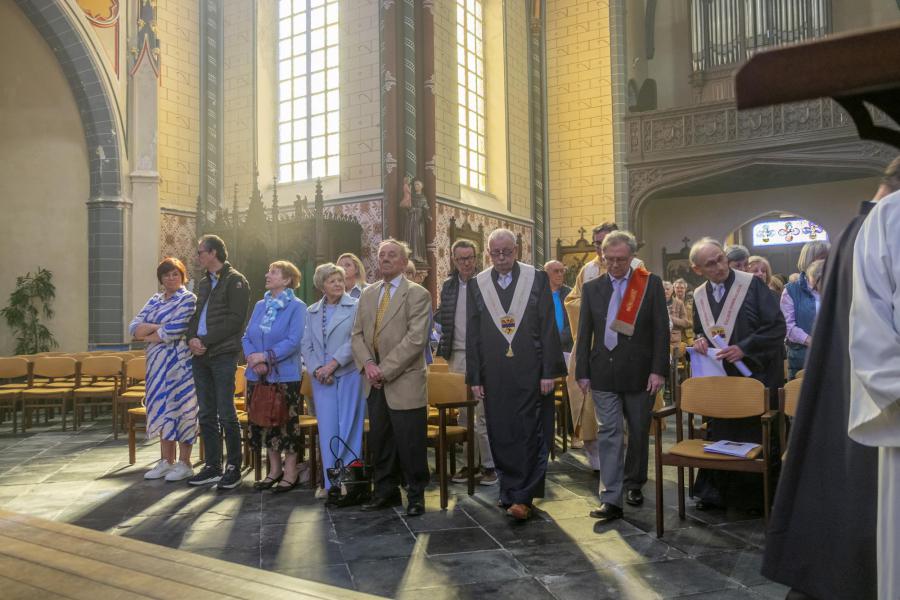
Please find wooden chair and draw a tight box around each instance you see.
[428,362,450,373]
[426,370,477,510]
[795,369,805,380]
[651,376,777,537]
[297,372,318,488]
[114,357,146,439]
[127,405,147,464]
[233,365,247,412]
[778,377,803,460]
[21,357,80,431]
[72,356,123,430]
[552,377,569,458]
[0,357,31,390]
[0,358,31,434]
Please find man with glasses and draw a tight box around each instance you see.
[436,240,497,486]
[564,223,624,467]
[466,229,566,520]
[576,230,669,522]
[186,234,250,490]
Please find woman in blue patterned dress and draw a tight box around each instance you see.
[129,257,199,482]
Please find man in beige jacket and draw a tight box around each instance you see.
[352,239,432,516]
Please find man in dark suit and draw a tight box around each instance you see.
[544,260,573,353]
[576,230,669,522]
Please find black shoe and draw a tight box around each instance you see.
[406,501,425,517]
[271,474,300,494]
[361,493,402,511]
[625,489,644,506]
[253,473,283,491]
[589,503,623,522]
[694,500,720,511]
[216,465,243,490]
[187,465,222,486]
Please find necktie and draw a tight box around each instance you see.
[498,272,512,289]
[713,283,725,303]
[605,278,623,350]
[373,284,392,354]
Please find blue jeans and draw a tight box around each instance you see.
[192,352,241,470]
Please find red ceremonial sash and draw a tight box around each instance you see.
[610,267,651,337]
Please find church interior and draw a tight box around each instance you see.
[1,0,898,598]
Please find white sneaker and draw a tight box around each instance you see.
[315,487,328,499]
[144,460,174,480]
[164,461,194,482]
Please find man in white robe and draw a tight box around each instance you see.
[850,188,900,600]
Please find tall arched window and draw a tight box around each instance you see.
[277,0,340,183]
[456,0,485,191]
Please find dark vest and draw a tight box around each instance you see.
[785,273,817,348]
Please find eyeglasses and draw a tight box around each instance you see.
[454,255,475,263]
[489,249,515,258]
[592,241,604,247]
[603,256,631,265]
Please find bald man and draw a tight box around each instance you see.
[544,260,573,352]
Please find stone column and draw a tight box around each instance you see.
[128,0,161,322]
[422,0,437,299]
[380,0,401,240]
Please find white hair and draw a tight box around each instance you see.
[689,237,723,266]
[488,228,516,246]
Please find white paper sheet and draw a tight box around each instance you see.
[687,347,727,377]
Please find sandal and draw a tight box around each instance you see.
[271,475,301,494]
[253,473,283,491]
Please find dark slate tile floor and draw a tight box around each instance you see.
[0,414,788,599]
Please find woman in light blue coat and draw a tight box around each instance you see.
[301,263,365,491]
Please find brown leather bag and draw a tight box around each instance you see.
[248,350,290,427]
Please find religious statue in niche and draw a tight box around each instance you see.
[400,176,430,263]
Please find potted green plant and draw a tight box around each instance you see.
[1,267,58,354]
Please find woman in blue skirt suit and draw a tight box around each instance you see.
[301,263,366,492]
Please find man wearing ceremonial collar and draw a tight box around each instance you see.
[466,228,567,520]
[689,237,785,512]
[576,231,669,522]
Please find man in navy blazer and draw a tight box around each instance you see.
[576,230,669,522]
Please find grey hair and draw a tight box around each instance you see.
[488,228,517,246]
[724,244,750,263]
[378,238,411,259]
[797,240,831,272]
[600,230,638,254]
[313,262,346,291]
[689,237,724,266]
[805,258,825,288]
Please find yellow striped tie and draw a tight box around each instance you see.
[373,284,391,354]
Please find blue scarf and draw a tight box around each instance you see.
[259,288,294,334]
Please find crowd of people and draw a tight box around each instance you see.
[128,216,832,524]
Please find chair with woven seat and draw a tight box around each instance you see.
[652,375,777,537]
[552,377,569,458]
[233,365,247,412]
[297,372,319,488]
[779,377,803,460]
[114,357,146,439]
[21,357,80,431]
[127,405,147,464]
[72,356,124,430]
[0,358,31,433]
[426,370,477,509]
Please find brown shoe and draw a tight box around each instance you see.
[506,503,532,521]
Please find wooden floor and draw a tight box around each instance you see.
[0,510,377,599]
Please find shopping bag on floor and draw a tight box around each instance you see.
[325,436,371,507]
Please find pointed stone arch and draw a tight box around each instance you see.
[14,0,127,346]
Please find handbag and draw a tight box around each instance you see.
[326,436,371,507]
[248,350,290,427]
